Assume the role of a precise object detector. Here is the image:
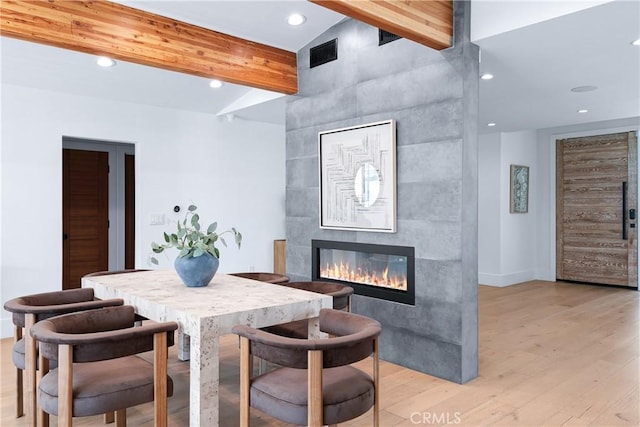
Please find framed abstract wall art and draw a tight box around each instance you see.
[510,164,529,213]
[318,120,397,232]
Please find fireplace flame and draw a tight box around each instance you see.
[321,262,407,291]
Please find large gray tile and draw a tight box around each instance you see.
[356,219,461,261]
[395,100,464,146]
[286,217,316,247]
[286,127,317,160]
[415,259,463,304]
[397,140,462,183]
[378,324,463,383]
[287,86,358,131]
[355,294,461,344]
[286,157,318,188]
[285,187,317,218]
[357,35,447,83]
[356,61,462,117]
[284,243,311,277]
[397,181,461,222]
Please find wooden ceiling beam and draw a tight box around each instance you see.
[0,0,298,94]
[310,0,453,50]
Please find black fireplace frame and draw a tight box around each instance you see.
[311,239,415,305]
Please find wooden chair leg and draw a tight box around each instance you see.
[308,350,323,427]
[239,337,251,427]
[114,409,126,427]
[153,332,168,427]
[39,355,50,427]
[15,325,24,418]
[16,367,24,418]
[373,338,379,427]
[58,344,74,427]
[104,412,115,423]
[25,314,38,427]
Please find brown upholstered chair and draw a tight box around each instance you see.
[262,281,354,339]
[3,288,123,422]
[83,269,149,279]
[232,308,381,427]
[30,305,178,427]
[84,269,150,325]
[229,272,290,284]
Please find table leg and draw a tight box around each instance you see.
[308,316,327,339]
[189,333,219,427]
[178,330,190,361]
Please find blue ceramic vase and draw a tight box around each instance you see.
[174,253,219,287]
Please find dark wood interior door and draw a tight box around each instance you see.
[124,153,135,269]
[63,149,109,289]
[556,131,638,288]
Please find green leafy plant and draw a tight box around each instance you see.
[150,204,242,265]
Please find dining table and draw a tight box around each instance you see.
[82,269,332,427]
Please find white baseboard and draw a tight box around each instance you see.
[478,270,536,287]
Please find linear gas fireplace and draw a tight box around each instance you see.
[312,240,415,305]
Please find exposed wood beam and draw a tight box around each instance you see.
[0,0,298,94]
[310,0,453,50]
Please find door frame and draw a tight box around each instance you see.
[62,137,135,271]
[548,126,640,287]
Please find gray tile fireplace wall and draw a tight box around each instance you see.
[285,1,479,383]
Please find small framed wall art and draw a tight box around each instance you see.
[510,164,529,213]
[318,120,397,232]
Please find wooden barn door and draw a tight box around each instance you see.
[62,149,109,289]
[556,131,638,288]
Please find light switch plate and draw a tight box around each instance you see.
[149,213,165,225]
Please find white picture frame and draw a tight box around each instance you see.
[318,120,397,232]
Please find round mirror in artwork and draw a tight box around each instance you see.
[354,163,381,207]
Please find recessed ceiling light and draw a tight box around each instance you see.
[480,73,494,80]
[632,39,640,46]
[287,13,306,26]
[209,79,223,89]
[577,109,588,114]
[571,85,598,93]
[96,56,116,67]
[487,122,496,127]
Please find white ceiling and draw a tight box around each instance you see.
[475,0,640,133]
[1,0,638,131]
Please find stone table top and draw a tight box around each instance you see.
[83,269,330,337]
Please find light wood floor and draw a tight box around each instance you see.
[1,281,638,426]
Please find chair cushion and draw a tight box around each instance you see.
[282,282,352,310]
[231,272,290,284]
[38,356,173,417]
[12,338,57,370]
[251,366,374,425]
[261,319,309,339]
[12,338,25,370]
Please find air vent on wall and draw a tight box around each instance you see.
[379,29,402,46]
[310,39,338,68]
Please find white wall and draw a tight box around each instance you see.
[478,133,501,274]
[500,130,537,283]
[1,83,286,338]
[478,130,537,286]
